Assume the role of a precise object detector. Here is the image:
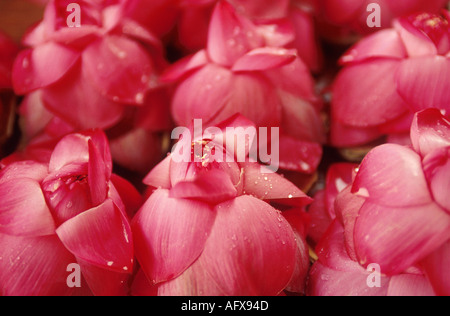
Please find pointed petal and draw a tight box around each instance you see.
[170,169,237,204]
[0,178,55,237]
[0,234,77,296]
[352,144,433,207]
[56,199,134,273]
[12,43,80,94]
[394,18,438,57]
[131,189,215,284]
[232,48,297,72]
[143,155,172,189]
[278,136,323,174]
[88,140,108,206]
[396,56,450,113]
[242,162,313,207]
[354,201,450,275]
[49,133,90,172]
[198,196,296,295]
[207,1,262,67]
[160,50,209,83]
[82,36,153,105]
[332,59,408,127]
[411,109,450,157]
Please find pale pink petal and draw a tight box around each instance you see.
[354,201,450,275]
[0,234,78,296]
[49,134,89,172]
[207,1,262,67]
[242,162,313,207]
[387,274,436,296]
[422,147,450,212]
[332,59,408,127]
[411,109,450,157]
[56,199,134,273]
[421,240,450,296]
[82,35,153,105]
[396,56,450,112]
[0,177,55,237]
[12,43,80,94]
[170,169,237,204]
[0,160,48,184]
[352,144,433,207]
[131,189,215,284]
[340,29,407,64]
[232,47,297,72]
[143,155,172,189]
[199,196,297,295]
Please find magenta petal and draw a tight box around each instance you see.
[421,240,450,296]
[200,196,297,295]
[394,18,438,57]
[232,48,297,72]
[278,136,323,174]
[12,43,80,94]
[396,56,450,113]
[354,201,450,275]
[0,160,48,184]
[411,109,450,157]
[82,35,153,105]
[340,29,407,64]
[88,140,108,206]
[131,189,215,284]
[423,147,450,212]
[0,234,77,296]
[56,199,134,273]
[387,274,436,296]
[161,50,209,83]
[242,162,313,207]
[352,144,433,207]
[0,177,55,237]
[143,155,172,189]
[332,59,408,127]
[207,1,262,67]
[170,169,237,204]
[49,134,89,172]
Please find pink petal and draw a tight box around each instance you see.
[330,118,382,148]
[0,177,55,237]
[131,189,215,284]
[422,147,450,212]
[0,160,48,184]
[232,47,297,72]
[0,234,77,296]
[354,201,450,275]
[394,18,438,57]
[143,155,172,189]
[160,50,209,83]
[170,169,237,204]
[207,1,262,67]
[229,0,289,20]
[332,59,409,127]
[421,240,450,296]
[88,140,108,206]
[82,35,154,105]
[396,56,450,113]
[109,174,143,219]
[42,64,125,130]
[49,134,89,173]
[321,0,364,25]
[278,136,323,174]
[325,163,358,218]
[411,109,450,157]
[352,144,433,207]
[340,29,407,64]
[242,162,313,207]
[199,195,297,295]
[308,190,332,246]
[56,199,134,273]
[12,43,80,94]
[387,274,436,296]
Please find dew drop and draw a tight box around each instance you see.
[135,92,145,104]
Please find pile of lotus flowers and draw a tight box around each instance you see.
[0,0,449,296]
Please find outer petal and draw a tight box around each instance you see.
[199,196,297,296]
[354,201,450,275]
[160,50,209,83]
[332,59,408,127]
[422,147,450,212]
[278,136,323,174]
[421,240,450,296]
[242,162,313,207]
[143,155,172,189]
[56,199,134,273]
[12,43,80,94]
[396,56,450,113]
[131,189,215,284]
[0,234,77,296]
[387,274,436,296]
[232,47,297,72]
[411,109,450,157]
[352,144,433,207]
[0,177,55,237]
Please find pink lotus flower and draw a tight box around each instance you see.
[309,109,450,296]
[0,130,141,296]
[12,0,167,131]
[164,1,325,174]
[315,0,448,41]
[130,115,312,296]
[330,11,450,148]
[177,0,323,72]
